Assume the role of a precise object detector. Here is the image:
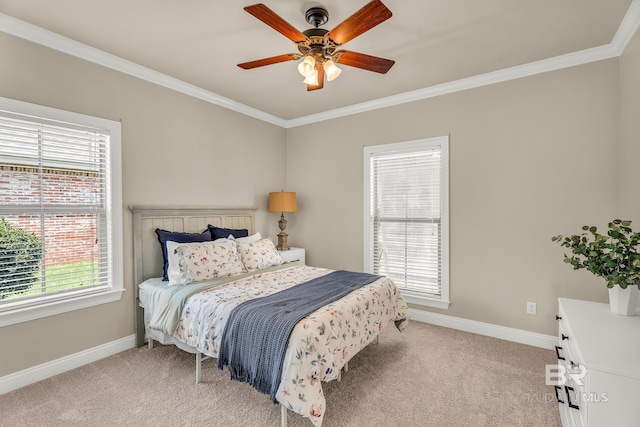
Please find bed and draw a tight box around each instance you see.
[130,206,410,426]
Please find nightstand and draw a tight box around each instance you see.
[278,247,305,265]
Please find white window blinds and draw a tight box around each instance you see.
[364,137,449,308]
[0,98,122,322]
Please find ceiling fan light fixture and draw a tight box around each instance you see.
[303,68,319,85]
[323,60,342,81]
[298,55,316,77]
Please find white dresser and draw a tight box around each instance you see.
[556,298,640,427]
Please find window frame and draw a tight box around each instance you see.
[0,96,123,327]
[363,136,450,309]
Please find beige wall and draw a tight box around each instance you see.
[0,33,287,376]
[287,59,620,336]
[620,30,640,222]
[1,27,636,378]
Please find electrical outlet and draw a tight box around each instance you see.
[527,301,537,315]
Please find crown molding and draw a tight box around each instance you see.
[2,0,640,129]
[0,13,287,128]
[285,44,619,128]
[611,0,640,54]
[286,0,640,128]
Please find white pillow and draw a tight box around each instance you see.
[237,238,283,272]
[171,240,245,285]
[228,232,262,243]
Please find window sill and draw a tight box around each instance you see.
[0,288,125,327]
[401,290,450,309]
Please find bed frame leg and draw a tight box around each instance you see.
[338,335,377,383]
[195,353,202,384]
[376,335,379,345]
[281,405,287,427]
[337,360,349,382]
[148,338,153,350]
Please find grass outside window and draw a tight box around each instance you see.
[3,259,99,300]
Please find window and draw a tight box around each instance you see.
[0,97,123,326]
[364,136,449,309]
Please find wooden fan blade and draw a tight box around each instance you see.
[335,50,395,74]
[328,0,392,45]
[307,65,324,91]
[238,53,300,70]
[244,4,307,43]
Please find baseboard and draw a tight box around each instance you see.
[0,334,136,395]
[1,313,555,395]
[409,309,557,350]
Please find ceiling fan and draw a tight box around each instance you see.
[238,0,395,91]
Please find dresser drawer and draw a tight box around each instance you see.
[556,309,582,368]
[556,305,588,427]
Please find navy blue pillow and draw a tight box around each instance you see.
[155,228,212,280]
[207,225,249,240]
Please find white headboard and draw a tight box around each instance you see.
[130,206,256,283]
[129,206,256,346]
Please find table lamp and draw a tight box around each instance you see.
[268,191,297,250]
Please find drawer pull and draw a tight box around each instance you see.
[555,346,565,361]
[565,386,580,410]
[556,315,562,320]
[554,386,564,404]
[561,334,569,341]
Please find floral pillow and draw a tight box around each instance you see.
[237,238,283,272]
[155,228,211,280]
[173,239,245,285]
[166,240,211,286]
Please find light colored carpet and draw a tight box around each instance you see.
[0,321,561,426]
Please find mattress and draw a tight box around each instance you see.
[138,265,409,426]
[138,277,197,351]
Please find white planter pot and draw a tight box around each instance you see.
[608,285,639,316]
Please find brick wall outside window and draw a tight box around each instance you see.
[1,166,100,264]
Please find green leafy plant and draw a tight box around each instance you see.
[0,218,42,299]
[551,219,640,289]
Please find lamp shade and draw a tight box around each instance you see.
[297,56,316,77]
[303,68,319,86]
[323,59,342,81]
[268,191,298,213]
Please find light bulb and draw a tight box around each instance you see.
[303,68,319,86]
[323,60,342,81]
[297,56,316,77]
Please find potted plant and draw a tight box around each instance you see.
[552,219,640,315]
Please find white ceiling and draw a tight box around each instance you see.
[0,0,637,124]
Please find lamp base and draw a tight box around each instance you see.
[276,213,291,250]
[276,231,290,251]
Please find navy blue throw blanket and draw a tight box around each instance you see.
[216,270,381,403]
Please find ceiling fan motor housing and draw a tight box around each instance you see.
[305,7,329,28]
[299,28,335,62]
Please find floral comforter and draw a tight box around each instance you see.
[170,265,410,426]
